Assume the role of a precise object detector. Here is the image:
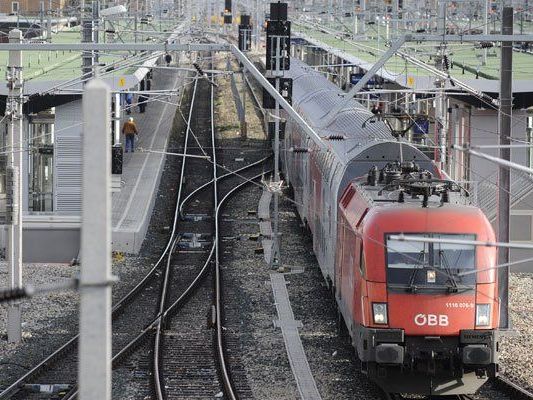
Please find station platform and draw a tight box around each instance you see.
[112,68,183,254]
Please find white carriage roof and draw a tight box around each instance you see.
[285,58,431,166]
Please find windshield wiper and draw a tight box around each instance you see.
[406,250,425,293]
[439,250,459,293]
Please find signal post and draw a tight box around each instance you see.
[264,2,292,269]
[238,15,252,138]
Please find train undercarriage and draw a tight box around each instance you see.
[354,326,499,395]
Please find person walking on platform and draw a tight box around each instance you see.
[138,93,149,113]
[146,73,153,91]
[122,117,138,153]
[125,92,133,115]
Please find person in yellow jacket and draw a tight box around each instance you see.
[122,117,139,153]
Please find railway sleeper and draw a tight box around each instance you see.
[182,213,211,222]
[23,384,71,394]
[177,233,213,250]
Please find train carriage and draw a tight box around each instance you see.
[280,59,501,395]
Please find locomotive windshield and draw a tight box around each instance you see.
[386,234,476,292]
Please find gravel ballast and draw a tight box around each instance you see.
[0,83,185,394]
[499,273,533,393]
[221,186,383,400]
[2,53,533,399]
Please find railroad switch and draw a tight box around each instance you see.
[178,233,212,249]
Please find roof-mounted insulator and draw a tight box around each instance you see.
[290,147,310,153]
[192,62,218,87]
[367,166,378,186]
[326,134,345,141]
[398,191,405,203]
[192,62,206,76]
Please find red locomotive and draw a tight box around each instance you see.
[282,60,502,395]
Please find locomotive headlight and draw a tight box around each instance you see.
[476,304,491,327]
[372,302,388,325]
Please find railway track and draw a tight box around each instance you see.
[0,61,270,399]
[150,62,267,398]
[4,46,532,400]
[152,70,225,399]
[489,376,533,399]
[0,69,191,400]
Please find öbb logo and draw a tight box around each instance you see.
[414,314,449,326]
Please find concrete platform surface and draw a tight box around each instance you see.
[112,68,183,253]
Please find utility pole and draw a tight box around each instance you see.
[46,0,52,42]
[497,6,513,330]
[93,1,100,67]
[40,2,44,38]
[81,0,93,81]
[159,0,162,32]
[46,10,52,41]
[135,0,139,51]
[353,0,357,38]
[254,0,259,50]
[79,78,112,400]
[5,29,23,344]
[360,0,366,35]
[483,0,489,65]
[435,0,448,171]
[392,0,399,38]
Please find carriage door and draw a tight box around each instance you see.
[354,238,365,324]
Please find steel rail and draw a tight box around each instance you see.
[61,169,270,400]
[152,70,241,400]
[0,36,244,400]
[152,237,179,400]
[494,375,533,400]
[60,64,269,394]
[152,74,200,400]
[178,154,271,217]
[211,71,237,400]
[0,73,200,400]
